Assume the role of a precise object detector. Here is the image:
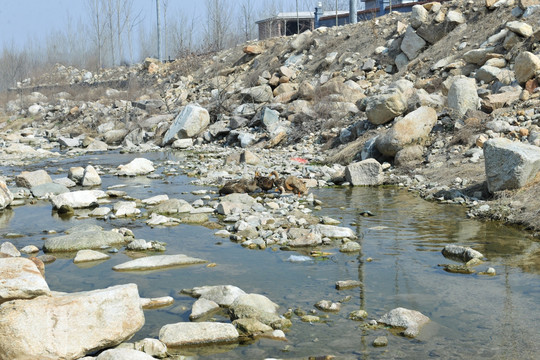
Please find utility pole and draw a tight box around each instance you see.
[335,0,338,27]
[156,0,162,61]
[296,0,300,34]
[350,0,357,24]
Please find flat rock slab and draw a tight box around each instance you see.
[74,249,111,263]
[311,224,356,239]
[112,254,207,271]
[378,307,430,338]
[159,322,239,347]
[0,284,144,360]
[0,257,50,303]
[43,230,126,253]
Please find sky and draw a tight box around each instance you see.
[0,0,204,50]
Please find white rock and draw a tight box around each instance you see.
[0,180,13,210]
[117,158,155,176]
[312,224,356,239]
[159,322,239,346]
[345,159,384,186]
[134,338,168,358]
[73,249,111,263]
[50,190,100,209]
[190,285,246,307]
[96,348,155,360]
[163,104,210,145]
[0,241,20,257]
[0,257,50,302]
[112,254,207,271]
[81,165,102,186]
[378,307,430,338]
[142,194,169,205]
[190,298,221,320]
[0,284,144,359]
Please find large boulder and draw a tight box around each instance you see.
[43,230,126,252]
[0,284,144,360]
[410,5,429,29]
[378,307,430,338]
[150,198,194,214]
[376,106,437,156]
[447,77,479,116]
[162,104,210,145]
[484,138,540,193]
[116,158,155,176]
[15,170,52,189]
[400,26,426,60]
[514,51,540,84]
[0,179,13,210]
[365,91,407,125]
[159,322,239,347]
[0,257,50,303]
[344,159,384,186]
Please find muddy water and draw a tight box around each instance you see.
[1,151,540,359]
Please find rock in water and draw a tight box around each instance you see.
[378,307,430,338]
[117,158,155,176]
[0,284,144,359]
[0,180,13,210]
[112,254,207,271]
[159,322,239,346]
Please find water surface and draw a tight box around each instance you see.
[1,151,539,359]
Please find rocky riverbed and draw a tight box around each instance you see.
[2,0,540,358]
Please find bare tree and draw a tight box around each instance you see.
[240,0,255,41]
[86,0,106,69]
[204,0,235,52]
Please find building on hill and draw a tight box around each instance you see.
[257,1,442,40]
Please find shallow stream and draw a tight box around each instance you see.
[1,150,539,359]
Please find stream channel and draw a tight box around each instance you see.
[1,150,539,359]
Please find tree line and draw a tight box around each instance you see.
[0,0,356,92]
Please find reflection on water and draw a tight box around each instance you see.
[1,151,540,359]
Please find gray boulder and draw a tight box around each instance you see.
[442,245,484,262]
[162,104,210,145]
[410,5,428,29]
[151,198,194,214]
[15,170,52,189]
[31,183,70,199]
[378,307,430,338]
[43,230,126,252]
[345,159,384,186]
[190,298,221,321]
[0,284,144,359]
[401,26,426,60]
[484,138,540,193]
[159,322,239,346]
[376,106,437,157]
[447,77,479,116]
